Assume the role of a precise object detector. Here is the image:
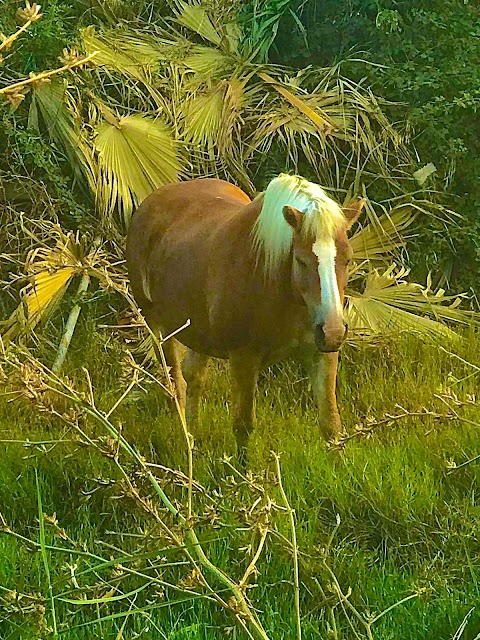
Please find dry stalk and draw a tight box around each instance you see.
[318,514,419,639]
[0,52,98,105]
[239,524,269,590]
[272,452,302,640]
[0,2,42,54]
[4,347,271,640]
[329,405,459,450]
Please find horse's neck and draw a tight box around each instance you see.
[228,197,295,305]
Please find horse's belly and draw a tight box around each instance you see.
[144,281,251,358]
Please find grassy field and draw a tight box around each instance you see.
[1,319,480,639]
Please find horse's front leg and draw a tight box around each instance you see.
[299,349,342,442]
[183,349,210,428]
[229,349,262,462]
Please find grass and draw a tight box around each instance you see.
[1,318,480,639]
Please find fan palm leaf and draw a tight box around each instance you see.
[94,110,181,225]
[29,79,96,192]
[80,27,174,112]
[174,1,223,47]
[346,265,477,343]
[180,78,245,152]
[349,204,417,264]
[1,225,126,347]
[1,268,76,344]
[1,228,93,344]
[183,45,237,80]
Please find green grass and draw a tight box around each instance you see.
[1,320,480,639]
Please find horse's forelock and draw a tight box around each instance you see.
[252,174,346,278]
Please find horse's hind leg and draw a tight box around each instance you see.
[158,337,187,418]
[183,350,209,428]
[229,350,261,463]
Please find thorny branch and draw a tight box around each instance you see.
[329,395,478,450]
[1,345,271,640]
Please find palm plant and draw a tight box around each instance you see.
[1,0,478,363]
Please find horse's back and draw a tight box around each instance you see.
[127,178,249,252]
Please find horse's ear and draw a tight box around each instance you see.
[343,197,366,230]
[283,205,304,231]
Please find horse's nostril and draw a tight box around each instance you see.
[314,321,347,352]
[315,323,325,340]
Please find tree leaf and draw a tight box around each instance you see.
[346,265,478,343]
[176,2,222,46]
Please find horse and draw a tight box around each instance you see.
[126,174,365,458]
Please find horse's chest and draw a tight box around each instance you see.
[259,316,314,367]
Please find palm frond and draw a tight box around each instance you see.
[81,26,169,78]
[259,73,338,135]
[80,27,174,111]
[175,1,222,46]
[1,227,91,344]
[349,204,417,264]
[1,225,124,345]
[180,77,247,160]
[1,268,76,345]
[183,45,236,79]
[94,110,181,225]
[346,265,478,343]
[30,79,96,192]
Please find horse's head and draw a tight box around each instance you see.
[283,198,365,352]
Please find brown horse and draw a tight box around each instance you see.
[126,174,364,456]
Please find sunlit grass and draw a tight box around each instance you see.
[1,321,480,638]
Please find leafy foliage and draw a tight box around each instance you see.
[272,0,480,289]
[0,0,478,355]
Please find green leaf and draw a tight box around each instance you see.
[176,2,222,46]
[413,163,437,186]
[30,79,96,192]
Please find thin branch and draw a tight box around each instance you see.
[0,52,98,96]
[368,592,418,624]
[0,3,42,53]
[273,453,301,640]
[239,524,269,590]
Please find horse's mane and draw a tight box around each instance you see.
[252,174,346,278]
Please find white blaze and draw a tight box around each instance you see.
[312,239,343,320]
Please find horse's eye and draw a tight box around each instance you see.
[295,257,308,268]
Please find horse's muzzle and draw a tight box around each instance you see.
[314,322,348,352]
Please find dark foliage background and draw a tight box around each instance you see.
[272,0,480,289]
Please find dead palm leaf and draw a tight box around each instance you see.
[180,78,245,153]
[1,225,127,366]
[258,72,338,135]
[349,204,417,264]
[1,227,92,344]
[174,1,223,47]
[182,45,237,80]
[1,268,76,345]
[346,265,477,343]
[80,27,175,112]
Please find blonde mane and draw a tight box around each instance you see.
[252,174,346,278]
